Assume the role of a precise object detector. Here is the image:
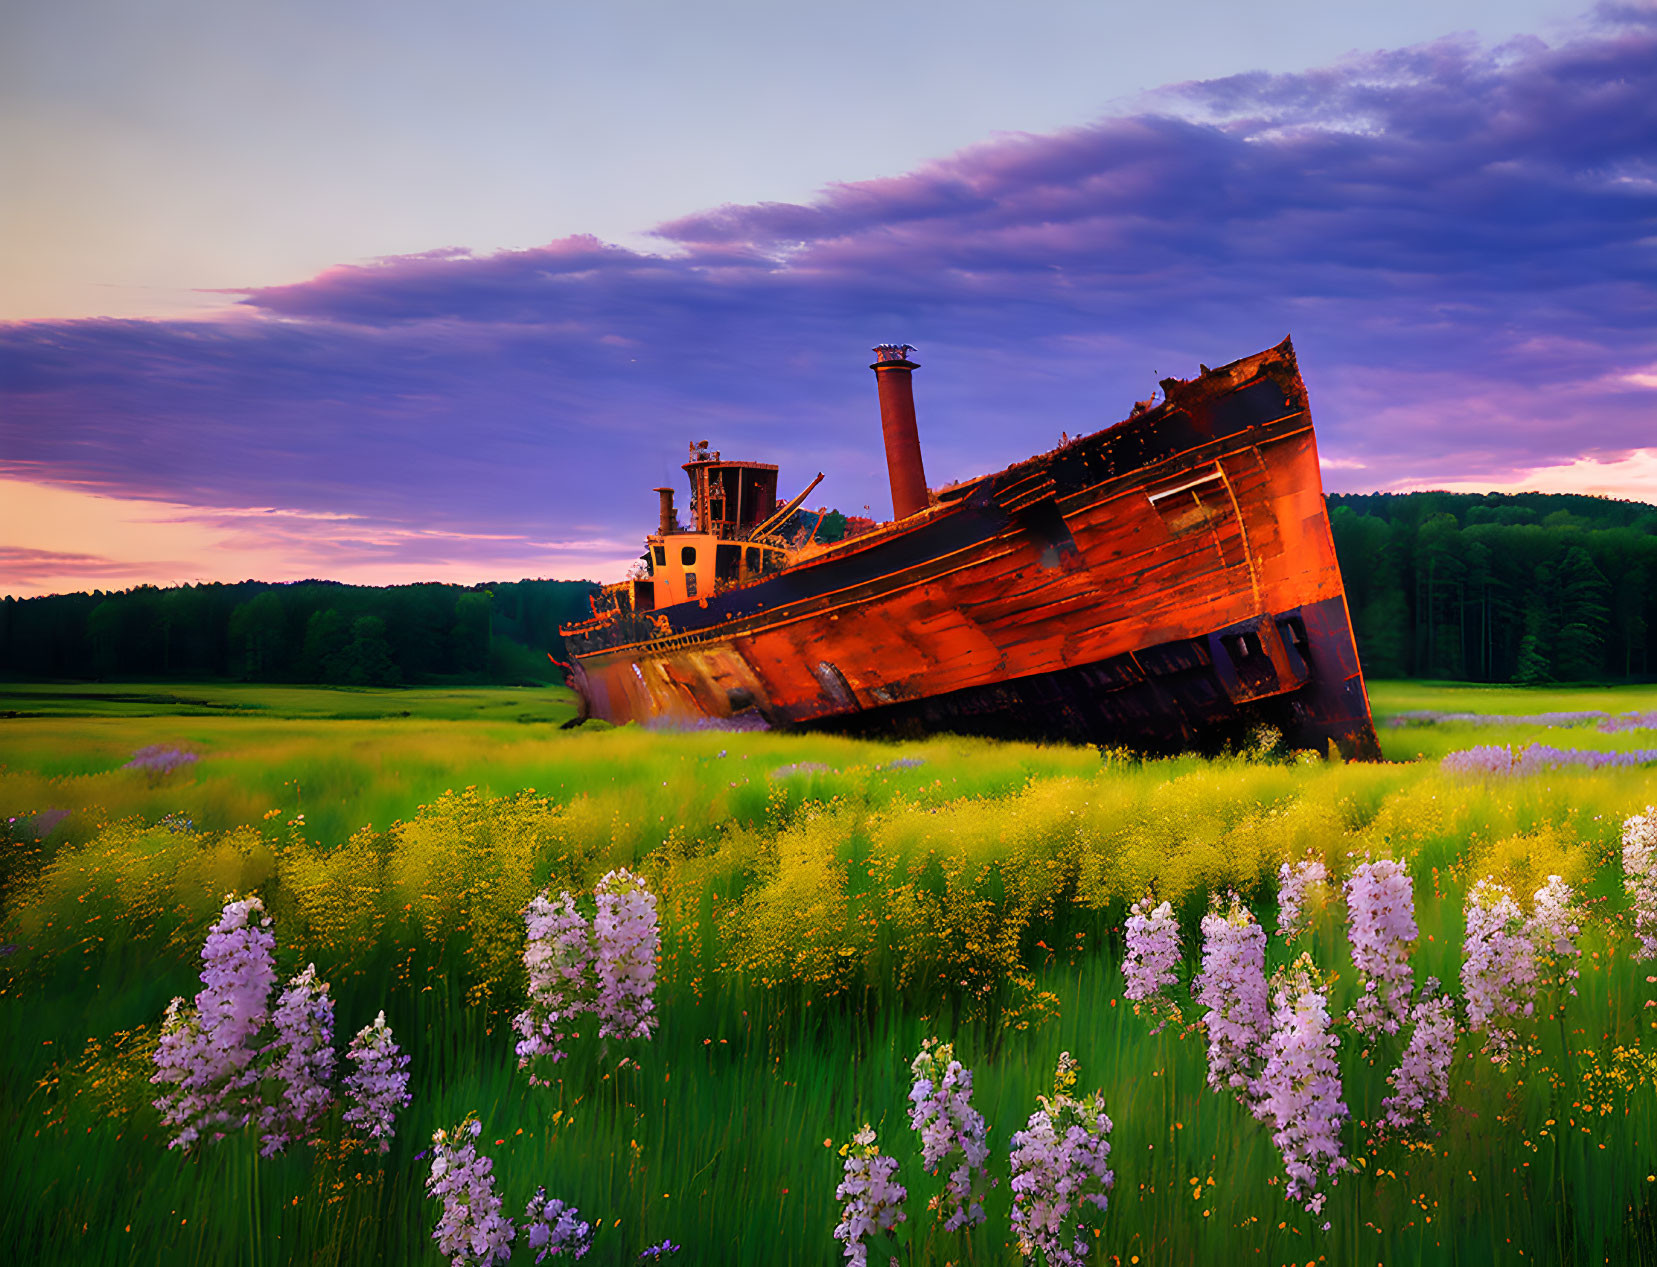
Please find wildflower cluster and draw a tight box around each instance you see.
[514,871,661,1077]
[342,1011,413,1153]
[1276,857,1327,941]
[1193,894,1270,1097]
[123,744,200,774]
[259,963,336,1155]
[1121,897,1182,1030]
[907,1039,989,1231]
[1379,981,1456,1132]
[1008,1053,1114,1267]
[1461,879,1538,1062]
[1252,953,1348,1220]
[151,894,276,1148]
[428,1117,515,1267]
[1443,743,1657,776]
[1624,808,1657,961]
[513,891,597,1077]
[1389,707,1657,732]
[1344,857,1417,1036]
[594,869,660,1040]
[1390,709,1610,729]
[833,1125,907,1267]
[523,1189,593,1261]
[151,894,410,1156]
[1601,712,1657,733]
[1525,874,1582,993]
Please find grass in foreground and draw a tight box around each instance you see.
[3,683,1657,1263]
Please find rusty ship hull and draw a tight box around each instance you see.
[561,338,1382,759]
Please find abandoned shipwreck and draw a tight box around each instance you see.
[558,338,1382,759]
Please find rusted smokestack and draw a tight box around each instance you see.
[871,343,929,520]
[653,487,676,536]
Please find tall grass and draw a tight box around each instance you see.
[3,684,1657,1262]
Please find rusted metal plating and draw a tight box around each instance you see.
[559,338,1382,759]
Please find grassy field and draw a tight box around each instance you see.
[4,680,1657,1265]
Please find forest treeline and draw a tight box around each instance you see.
[2,491,1653,686]
[0,579,598,685]
[1327,491,1655,683]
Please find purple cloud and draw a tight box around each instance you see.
[4,5,1654,589]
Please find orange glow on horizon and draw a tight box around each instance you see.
[0,477,636,598]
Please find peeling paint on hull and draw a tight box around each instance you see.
[561,338,1382,760]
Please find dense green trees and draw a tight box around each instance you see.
[1327,491,1657,683]
[3,491,1653,684]
[0,579,597,685]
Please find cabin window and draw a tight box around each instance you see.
[684,572,698,597]
[716,544,740,585]
[744,546,760,575]
[653,546,666,567]
[681,545,697,566]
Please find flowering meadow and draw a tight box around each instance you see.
[3,681,1657,1263]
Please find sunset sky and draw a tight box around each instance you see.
[2,0,1653,598]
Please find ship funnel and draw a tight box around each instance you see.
[871,343,929,520]
[653,487,676,536]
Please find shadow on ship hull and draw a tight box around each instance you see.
[802,593,1381,759]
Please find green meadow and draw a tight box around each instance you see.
[4,680,1657,1265]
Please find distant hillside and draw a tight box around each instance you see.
[0,578,599,685]
[1326,490,1657,683]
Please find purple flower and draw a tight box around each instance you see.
[151,894,276,1149]
[833,1124,906,1267]
[428,1116,515,1266]
[1193,894,1270,1098]
[1444,745,1657,777]
[342,1010,412,1153]
[1390,709,1612,729]
[514,891,596,1078]
[1379,980,1457,1133]
[1600,712,1657,734]
[1344,857,1417,1037]
[1440,744,1517,775]
[151,999,214,1151]
[637,1240,680,1260]
[1516,745,1657,773]
[1008,1053,1114,1266]
[1623,809,1657,962]
[593,870,659,1042]
[1525,875,1582,993]
[1461,879,1538,1063]
[523,1188,592,1261]
[124,745,199,774]
[1276,858,1328,942]
[908,1039,989,1231]
[1122,897,1182,1031]
[1252,953,1349,1217]
[258,964,335,1156]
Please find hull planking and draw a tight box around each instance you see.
[560,338,1382,759]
